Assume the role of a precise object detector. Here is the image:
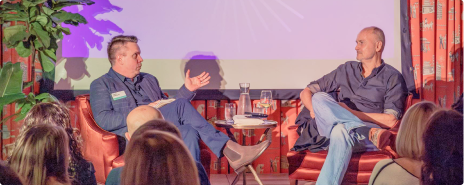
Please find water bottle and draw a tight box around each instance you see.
[237,83,252,115]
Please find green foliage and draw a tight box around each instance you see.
[0,0,94,80]
[0,62,57,123]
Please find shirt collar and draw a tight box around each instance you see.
[357,60,386,76]
[111,68,140,83]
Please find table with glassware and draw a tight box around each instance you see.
[215,120,277,185]
[219,83,276,185]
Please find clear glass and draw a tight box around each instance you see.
[225,103,236,122]
[237,83,252,115]
[260,90,273,115]
[253,103,263,114]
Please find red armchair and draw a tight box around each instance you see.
[287,94,413,184]
[73,95,211,184]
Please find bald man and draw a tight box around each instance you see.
[106,119,211,185]
[298,27,407,184]
[125,105,201,161]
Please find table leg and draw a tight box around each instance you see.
[248,164,264,185]
[230,171,242,185]
[256,128,271,144]
[225,128,237,143]
[242,129,246,185]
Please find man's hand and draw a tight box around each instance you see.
[184,69,211,92]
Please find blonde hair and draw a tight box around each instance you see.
[9,124,70,185]
[121,130,199,185]
[396,101,438,159]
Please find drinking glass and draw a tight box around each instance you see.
[260,90,272,115]
[225,103,236,122]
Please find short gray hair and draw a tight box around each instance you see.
[364,26,385,52]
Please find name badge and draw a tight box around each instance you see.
[111,91,127,100]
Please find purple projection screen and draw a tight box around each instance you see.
[56,0,401,91]
[61,0,395,60]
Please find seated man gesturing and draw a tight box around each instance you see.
[90,35,269,174]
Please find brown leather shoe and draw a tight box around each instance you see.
[223,140,271,173]
[369,128,392,149]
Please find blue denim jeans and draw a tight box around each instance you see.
[312,92,379,185]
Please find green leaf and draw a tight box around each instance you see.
[3,25,28,47]
[0,3,26,11]
[0,112,20,124]
[33,39,44,50]
[29,6,39,18]
[43,49,57,62]
[34,93,50,100]
[15,41,32,58]
[31,22,51,48]
[42,7,55,16]
[14,112,28,122]
[0,62,24,97]
[22,0,47,8]
[52,0,95,10]
[59,27,71,35]
[51,11,87,24]
[20,102,32,115]
[0,93,26,108]
[35,15,49,27]
[43,68,55,81]
[0,12,29,22]
[38,50,56,72]
[23,81,34,89]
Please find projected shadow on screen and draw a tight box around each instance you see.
[42,0,124,100]
[182,53,226,96]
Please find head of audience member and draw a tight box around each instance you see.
[107,35,142,79]
[355,26,385,62]
[9,124,70,185]
[0,161,23,185]
[126,105,164,139]
[421,110,463,185]
[21,102,83,162]
[121,129,199,185]
[451,93,464,114]
[395,101,438,160]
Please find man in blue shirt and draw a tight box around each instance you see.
[299,27,408,185]
[90,35,269,174]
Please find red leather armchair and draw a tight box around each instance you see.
[73,95,211,184]
[75,95,124,184]
[287,94,413,184]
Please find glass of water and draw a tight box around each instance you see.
[225,103,236,122]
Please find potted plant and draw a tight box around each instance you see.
[0,0,94,122]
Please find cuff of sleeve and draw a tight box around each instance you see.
[384,109,401,120]
[307,83,321,94]
[178,84,196,100]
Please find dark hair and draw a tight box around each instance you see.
[131,119,181,138]
[9,124,69,185]
[107,35,138,65]
[121,130,199,185]
[0,161,23,185]
[451,93,464,114]
[421,110,463,185]
[21,102,84,184]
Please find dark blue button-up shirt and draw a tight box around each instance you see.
[113,69,152,106]
[308,61,408,119]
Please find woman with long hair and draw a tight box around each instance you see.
[421,110,463,185]
[369,101,438,185]
[9,124,70,185]
[121,130,200,185]
[19,102,96,185]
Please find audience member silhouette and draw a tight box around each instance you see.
[9,124,70,185]
[20,102,97,185]
[421,110,463,185]
[369,101,438,185]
